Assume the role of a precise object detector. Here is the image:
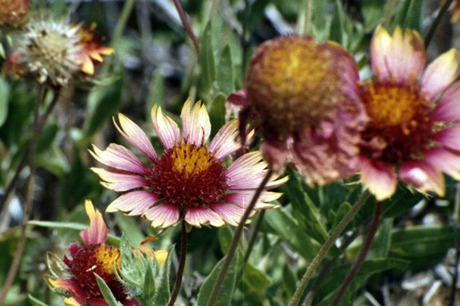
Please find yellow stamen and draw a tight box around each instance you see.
[171,142,214,177]
[95,245,120,274]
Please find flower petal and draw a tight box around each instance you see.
[432,81,460,122]
[91,168,148,192]
[90,144,148,174]
[80,200,108,246]
[151,104,180,149]
[400,160,445,196]
[433,124,460,151]
[209,119,241,159]
[184,207,224,228]
[359,157,397,201]
[114,113,156,160]
[425,148,460,180]
[224,191,281,209]
[421,49,458,100]
[181,99,211,146]
[48,278,87,305]
[370,26,425,84]
[211,203,245,226]
[106,191,160,216]
[143,204,180,228]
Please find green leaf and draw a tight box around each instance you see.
[0,76,10,128]
[28,295,47,306]
[147,68,166,115]
[218,226,234,254]
[96,274,123,306]
[152,246,173,305]
[209,93,226,137]
[241,263,272,301]
[143,264,156,303]
[393,0,422,31]
[196,252,240,306]
[215,45,235,95]
[370,217,393,258]
[198,21,216,103]
[115,213,145,246]
[265,208,318,261]
[284,172,329,244]
[314,258,409,305]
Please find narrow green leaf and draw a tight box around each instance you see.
[196,252,240,306]
[0,76,10,127]
[153,246,174,305]
[209,93,226,137]
[242,263,272,300]
[265,208,318,261]
[198,22,216,103]
[95,274,123,306]
[215,45,234,95]
[143,264,156,303]
[147,68,165,114]
[28,295,48,306]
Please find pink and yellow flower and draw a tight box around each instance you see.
[228,35,367,185]
[90,99,287,228]
[358,26,460,200]
[49,200,139,306]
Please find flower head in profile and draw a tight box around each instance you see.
[228,35,367,185]
[49,200,139,306]
[4,16,112,87]
[90,99,287,228]
[358,26,460,200]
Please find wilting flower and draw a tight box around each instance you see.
[228,35,367,185]
[49,200,139,306]
[358,26,460,200]
[4,16,112,87]
[90,99,287,228]
[0,0,29,27]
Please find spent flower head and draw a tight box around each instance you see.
[0,0,30,27]
[4,15,112,87]
[48,200,140,306]
[358,26,460,200]
[91,99,287,229]
[229,35,367,185]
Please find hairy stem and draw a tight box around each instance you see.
[168,220,188,306]
[288,189,371,306]
[0,87,55,304]
[172,0,200,54]
[206,168,273,306]
[330,201,383,306]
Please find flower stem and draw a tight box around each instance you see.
[424,0,454,48]
[330,201,383,306]
[0,87,56,305]
[243,210,265,264]
[168,220,187,306]
[172,0,200,54]
[206,168,273,306]
[288,189,371,306]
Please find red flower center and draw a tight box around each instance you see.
[64,243,126,301]
[147,141,229,212]
[360,82,434,163]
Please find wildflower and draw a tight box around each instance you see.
[49,200,139,306]
[91,99,287,228]
[357,26,460,200]
[451,0,460,23]
[76,23,114,75]
[0,0,29,27]
[228,35,367,185]
[4,16,112,87]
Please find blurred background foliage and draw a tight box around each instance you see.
[1,0,460,305]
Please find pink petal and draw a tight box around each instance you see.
[114,113,156,160]
[181,99,211,146]
[106,191,160,216]
[400,160,445,196]
[211,203,245,226]
[370,26,425,84]
[261,140,290,174]
[209,120,241,159]
[432,81,460,122]
[184,207,224,227]
[91,168,148,192]
[421,49,458,100]
[80,200,108,245]
[425,148,460,180]
[143,204,180,228]
[90,144,148,174]
[359,157,397,201]
[151,104,180,149]
[432,124,460,151]
[223,191,281,209]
